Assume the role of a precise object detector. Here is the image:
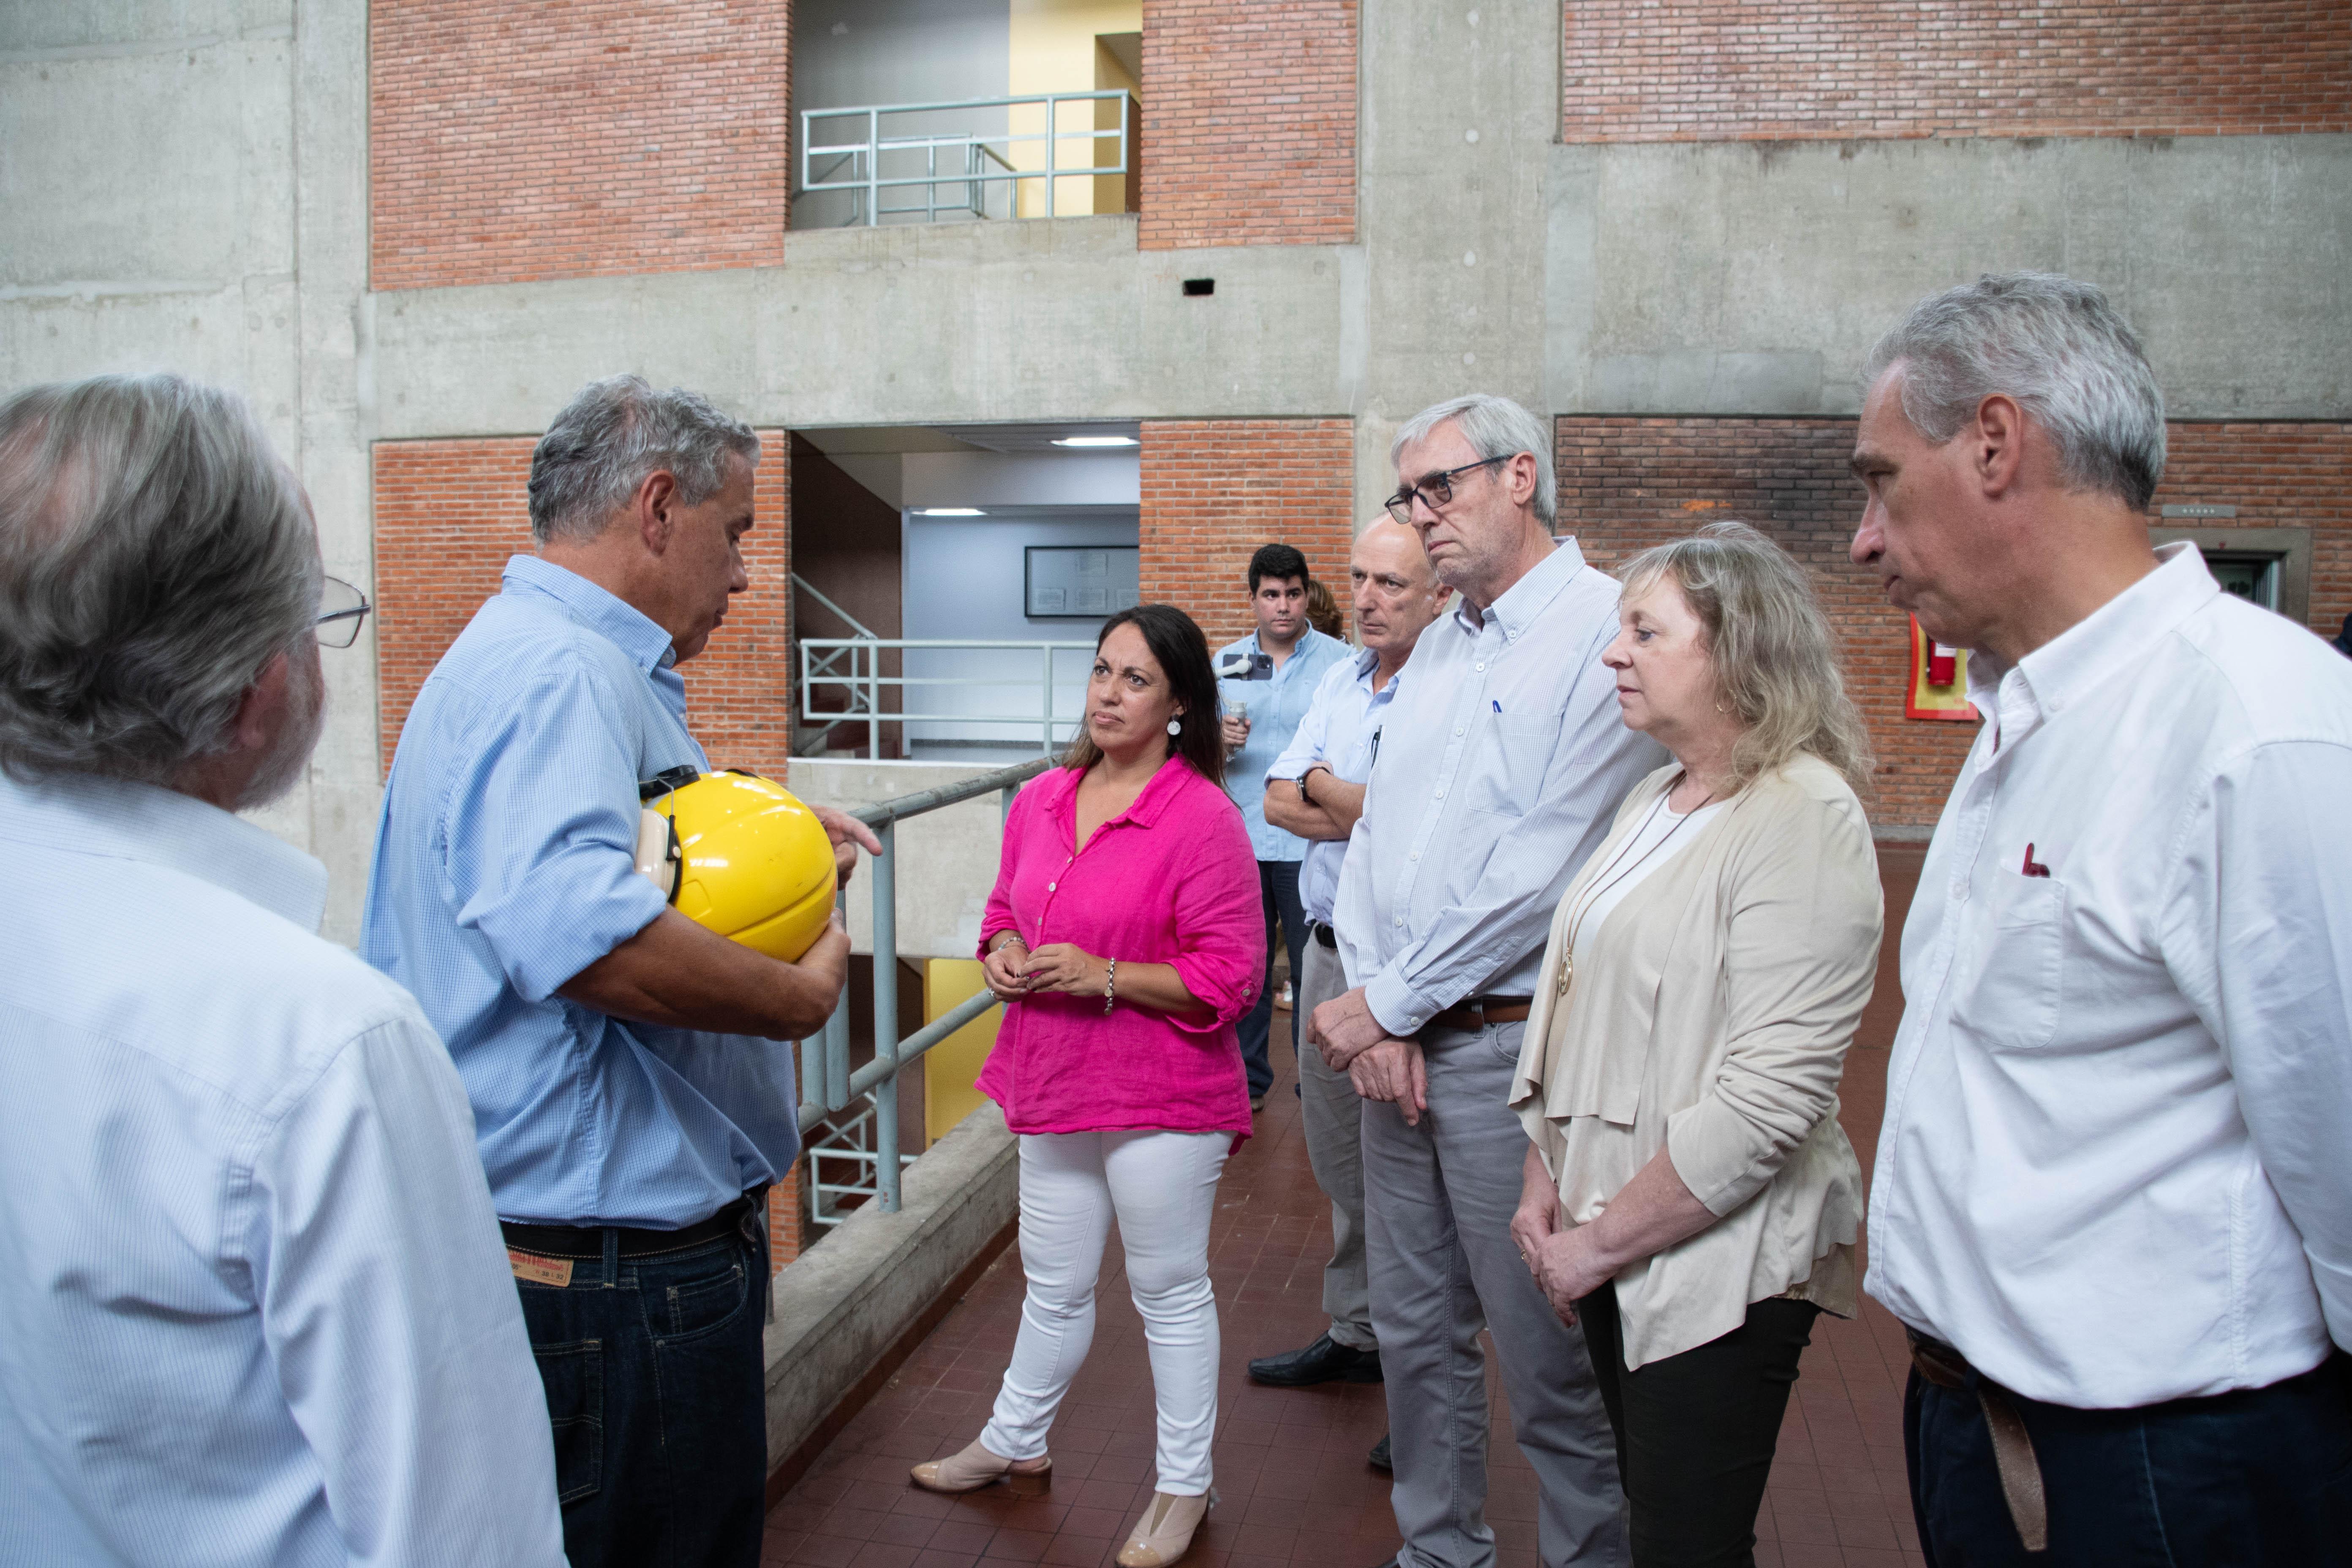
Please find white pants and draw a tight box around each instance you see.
[980,1129,1229,1495]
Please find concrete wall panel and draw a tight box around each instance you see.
[1547,135,2352,419]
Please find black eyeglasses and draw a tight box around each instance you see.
[315,575,371,649]
[1385,455,1510,525]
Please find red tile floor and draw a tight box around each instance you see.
[765,849,1930,1568]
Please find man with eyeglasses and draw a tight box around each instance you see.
[0,374,566,1565]
[1311,395,1662,1568]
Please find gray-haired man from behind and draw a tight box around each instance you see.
[0,375,564,1564]
[1857,273,2352,1565]
[1312,395,1664,1568]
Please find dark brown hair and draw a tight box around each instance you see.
[1061,603,1225,787]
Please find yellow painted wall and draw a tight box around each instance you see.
[1007,0,1141,217]
[922,958,1003,1143]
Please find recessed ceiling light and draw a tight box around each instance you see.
[913,507,985,516]
[1051,435,1138,448]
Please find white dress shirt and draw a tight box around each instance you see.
[1334,539,1667,1033]
[1868,543,2352,1408]
[0,769,564,1567]
[1266,647,1405,926]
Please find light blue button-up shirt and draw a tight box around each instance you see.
[0,768,562,1567]
[362,555,798,1229]
[1215,626,1350,862]
[1266,648,1405,925]
[1333,540,1667,1034]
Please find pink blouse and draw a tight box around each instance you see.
[975,757,1263,1137]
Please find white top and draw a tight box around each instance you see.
[1335,540,1668,1028]
[1266,647,1407,925]
[0,769,564,1567]
[1868,543,2352,1409]
[1563,791,1730,971]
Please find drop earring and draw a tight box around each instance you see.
[1167,716,1183,735]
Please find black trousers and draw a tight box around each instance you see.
[1906,1350,2352,1567]
[1233,859,1306,1098]
[1580,1284,1820,1568]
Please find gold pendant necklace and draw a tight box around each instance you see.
[1554,777,1716,1000]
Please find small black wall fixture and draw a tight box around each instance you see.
[1182,278,1214,297]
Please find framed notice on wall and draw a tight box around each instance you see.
[1024,546,1141,619]
[1905,615,1980,722]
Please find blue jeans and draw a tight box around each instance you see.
[1234,860,1306,1098]
[513,1217,770,1568]
[1906,1350,2352,1567]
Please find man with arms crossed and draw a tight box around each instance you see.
[1314,395,1662,1568]
[364,377,877,1568]
[1250,520,1447,1446]
[0,375,562,1565]
[1217,541,1350,1107]
[1856,274,2352,1564]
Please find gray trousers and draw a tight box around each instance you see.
[1364,1021,1628,1568]
[1297,936,1375,1351]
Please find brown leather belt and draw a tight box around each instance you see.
[1423,996,1533,1034]
[501,1190,762,1261]
[1908,1331,2048,1552]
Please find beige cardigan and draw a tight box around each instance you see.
[1508,752,1882,1369]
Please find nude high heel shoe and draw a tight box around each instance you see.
[1115,1489,1215,1568]
[908,1437,1052,1496]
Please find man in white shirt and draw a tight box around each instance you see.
[0,375,564,1566]
[1855,273,2352,1565]
[1248,520,1446,1433]
[1314,396,1663,1568]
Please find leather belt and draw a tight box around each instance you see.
[1908,1331,2048,1552]
[1307,919,1338,950]
[1423,996,1533,1034]
[502,1190,762,1261]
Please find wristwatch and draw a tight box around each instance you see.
[1299,765,1331,806]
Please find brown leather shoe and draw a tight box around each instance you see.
[1115,1489,1214,1568]
[908,1438,1051,1496]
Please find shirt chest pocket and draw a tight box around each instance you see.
[1949,878,2067,1052]
[1465,713,1563,819]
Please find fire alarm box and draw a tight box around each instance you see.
[1905,615,1979,722]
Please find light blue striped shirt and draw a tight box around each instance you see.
[362,555,798,1228]
[1334,540,1668,1033]
[1265,648,1405,926]
[0,768,562,1567]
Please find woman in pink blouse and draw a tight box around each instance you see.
[909,604,1262,1568]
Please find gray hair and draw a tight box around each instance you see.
[0,374,320,786]
[528,375,761,542]
[1391,393,1557,526]
[1864,272,2167,511]
[1617,520,1876,800]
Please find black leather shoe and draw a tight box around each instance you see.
[1247,1332,1383,1387]
[1368,1433,1392,1472]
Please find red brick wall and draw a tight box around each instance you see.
[1139,419,1357,648]
[370,0,790,291]
[1562,1,2352,142]
[1553,418,2352,830]
[1139,0,1357,249]
[371,430,794,779]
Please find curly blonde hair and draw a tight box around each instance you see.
[1615,520,1875,799]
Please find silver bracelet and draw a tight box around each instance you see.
[1103,958,1117,1015]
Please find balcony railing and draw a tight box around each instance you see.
[798,91,1136,226]
[797,756,1055,1221]
[799,637,1097,760]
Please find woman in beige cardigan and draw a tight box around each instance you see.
[1508,520,1882,1568]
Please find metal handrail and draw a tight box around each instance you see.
[799,637,1096,759]
[789,572,879,640]
[799,90,1133,226]
[795,755,1058,1220]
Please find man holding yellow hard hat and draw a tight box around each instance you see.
[363,376,877,1568]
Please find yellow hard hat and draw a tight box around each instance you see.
[634,770,837,962]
